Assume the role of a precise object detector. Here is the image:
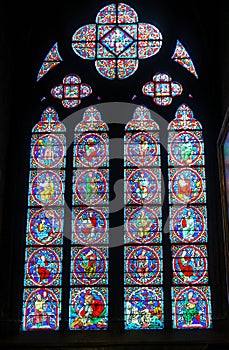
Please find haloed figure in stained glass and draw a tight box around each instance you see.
[183,289,201,326]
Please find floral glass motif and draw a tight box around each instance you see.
[124,106,163,329]
[171,39,198,78]
[142,72,183,106]
[51,74,92,108]
[168,104,212,329]
[22,107,66,331]
[72,3,163,80]
[70,106,109,330]
[37,42,63,82]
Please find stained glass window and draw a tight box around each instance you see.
[19,0,219,337]
[51,74,92,108]
[69,106,109,330]
[171,40,198,78]
[36,42,63,82]
[22,107,66,330]
[168,103,212,329]
[124,105,163,329]
[142,72,183,106]
[72,3,163,80]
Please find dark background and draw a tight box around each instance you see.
[0,0,229,349]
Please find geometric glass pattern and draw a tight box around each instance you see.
[142,72,183,106]
[171,39,198,79]
[22,107,66,330]
[51,74,92,109]
[124,105,164,329]
[72,3,163,80]
[36,42,63,82]
[69,106,109,330]
[168,103,212,328]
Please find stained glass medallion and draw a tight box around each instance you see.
[26,207,63,246]
[72,3,163,79]
[170,205,207,243]
[125,245,163,285]
[72,207,108,245]
[51,74,92,108]
[142,72,183,106]
[125,206,161,244]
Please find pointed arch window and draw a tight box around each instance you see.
[16,1,220,339]
[69,106,109,330]
[124,105,163,329]
[168,104,212,329]
[22,107,66,330]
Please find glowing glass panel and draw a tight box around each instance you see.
[72,3,162,79]
[142,72,183,106]
[124,105,163,329]
[168,104,212,329]
[37,42,62,82]
[69,106,109,330]
[22,107,66,331]
[171,39,198,78]
[51,74,92,108]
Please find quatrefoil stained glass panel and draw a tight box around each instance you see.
[72,3,163,79]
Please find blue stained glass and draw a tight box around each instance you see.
[22,288,61,331]
[124,105,163,330]
[124,205,162,244]
[168,130,204,166]
[72,169,109,206]
[124,245,163,285]
[168,167,206,205]
[26,208,64,246]
[69,287,108,330]
[72,3,162,79]
[168,104,212,329]
[22,108,66,331]
[125,168,161,205]
[171,39,198,78]
[36,42,62,82]
[24,247,62,286]
[72,207,109,245]
[30,133,66,169]
[170,205,207,243]
[71,246,108,285]
[172,286,212,329]
[171,244,208,284]
[124,131,160,167]
[28,169,65,207]
[70,106,109,331]
[124,286,164,329]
